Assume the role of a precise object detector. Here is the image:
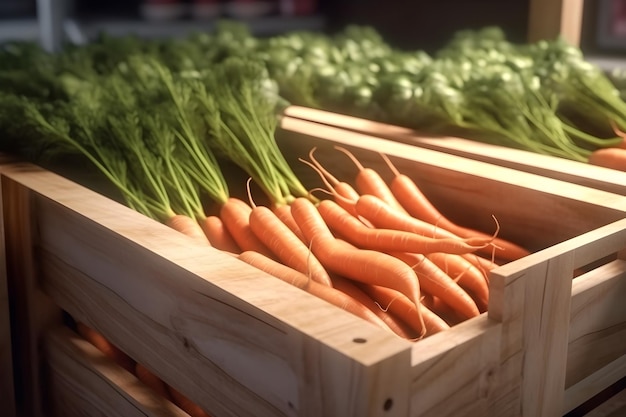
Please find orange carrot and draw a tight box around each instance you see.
[75,322,136,373]
[588,147,626,172]
[317,198,491,255]
[379,153,530,262]
[421,294,465,327]
[166,214,211,246]
[249,204,333,287]
[199,215,241,254]
[355,194,461,239]
[609,120,626,149]
[219,197,274,258]
[237,251,392,332]
[167,385,212,417]
[392,252,481,320]
[272,204,306,243]
[331,275,418,339]
[360,284,450,337]
[306,147,363,217]
[335,145,408,214]
[135,362,172,400]
[290,197,423,310]
[427,252,489,312]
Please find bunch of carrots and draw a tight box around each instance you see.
[186,146,530,340]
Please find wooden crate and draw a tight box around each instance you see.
[3,119,626,417]
[283,106,626,196]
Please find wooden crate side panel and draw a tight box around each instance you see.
[493,255,574,417]
[567,259,626,388]
[1,172,63,417]
[490,219,626,417]
[45,326,189,417]
[564,356,626,414]
[408,318,502,417]
[282,107,626,196]
[0,158,17,417]
[3,164,412,417]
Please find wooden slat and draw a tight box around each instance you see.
[565,357,626,414]
[527,0,585,45]
[564,259,626,411]
[0,162,412,417]
[1,168,63,417]
[490,252,575,417]
[0,157,17,417]
[409,317,502,417]
[45,326,189,417]
[584,382,626,417]
[282,106,626,196]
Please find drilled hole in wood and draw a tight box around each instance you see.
[383,398,393,411]
[352,337,367,344]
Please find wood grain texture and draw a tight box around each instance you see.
[0,157,17,417]
[409,317,502,417]
[1,161,412,417]
[45,326,189,417]
[527,0,584,45]
[564,259,626,412]
[1,164,63,417]
[282,106,626,196]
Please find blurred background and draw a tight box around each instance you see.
[0,1,623,59]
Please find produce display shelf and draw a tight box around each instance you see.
[3,121,626,417]
[283,106,626,196]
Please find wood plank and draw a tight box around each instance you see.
[527,0,585,45]
[565,357,626,414]
[564,259,626,412]
[1,171,63,417]
[0,162,413,417]
[0,157,17,417]
[45,326,189,417]
[492,252,575,417]
[409,317,503,417]
[584,382,626,417]
[282,106,626,196]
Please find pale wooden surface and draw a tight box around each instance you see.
[0,160,412,417]
[527,0,585,45]
[0,157,17,417]
[491,219,626,417]
[1,163,64,417]
[409,317,502,417]
[568,259,626,389]
[45,326,189,417]
[282,106,626,196]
